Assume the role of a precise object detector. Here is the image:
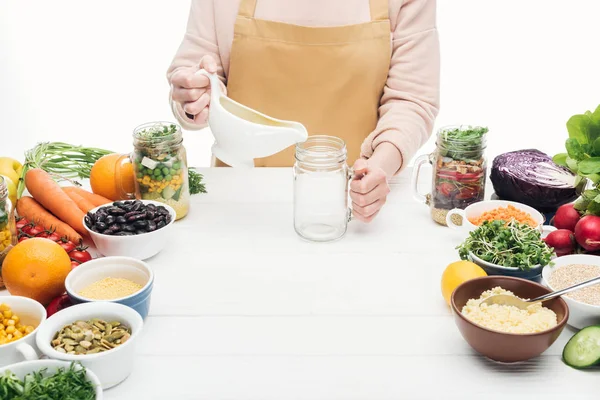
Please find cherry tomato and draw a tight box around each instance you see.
[455,187,478,200]
[58,239,76,253]
[69,245,92,263]
[45,231,62,242]
[18,235,29,243]
[28,225,45,237]
[20,223,34,235]
[71,260,81,269]
[15,218,29,231]
[436,182,455,197]
[46,294,73,317]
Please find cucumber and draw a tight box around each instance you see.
[162,186,176,200]
[563,325,600,369]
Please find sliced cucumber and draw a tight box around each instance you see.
[162,186,176,200]
[563,325,600,369]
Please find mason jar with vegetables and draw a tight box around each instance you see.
[117,122,190,220]
[0,176,17,287]
[412,125,488,226]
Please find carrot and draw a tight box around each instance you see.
[62,187,112,207]
[64,190,96,214]
[16,196,83,243]
[24,169,87,236]
[469,205,537,227]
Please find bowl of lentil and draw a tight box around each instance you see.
[0,296,46,367]
[35,302,143,390]
[65,257,153,320]
[542,254,600,329]
[451,276,568,362]
[83,200,176,261]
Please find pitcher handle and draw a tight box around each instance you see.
[197,69,223,101]
[115,154,136,200]
[411,154,431,204]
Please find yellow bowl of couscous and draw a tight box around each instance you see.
[65,257,153,320]
[451,276,568,363]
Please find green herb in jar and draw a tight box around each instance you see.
[439,126,488,161]
[137,123,179,140]
[456,220,554,270]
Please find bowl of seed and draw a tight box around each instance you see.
[35,302,143,390]
[65,257,154,320]
[542,254,600,329]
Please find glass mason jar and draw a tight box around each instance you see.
[119,122,190,220]
[412,125,488,226]
[294,136,353,242]
[0,176,16,287]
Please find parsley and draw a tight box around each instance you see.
[457,220,554,270]
[0,362,96,400]
[188,169,207,195]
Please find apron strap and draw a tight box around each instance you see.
[238,0,258,18]
[370,0,389,21]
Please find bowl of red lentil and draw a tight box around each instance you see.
[65,257,154,320]
[542,254,600,329]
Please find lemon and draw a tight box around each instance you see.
[0,175,17,209]
[441,260,487,306]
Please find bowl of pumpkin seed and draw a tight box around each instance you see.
[35,301,143,390]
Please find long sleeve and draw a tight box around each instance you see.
[166,0,226,130]
[360,0,440,174]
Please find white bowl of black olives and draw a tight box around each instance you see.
[83,200,176,260]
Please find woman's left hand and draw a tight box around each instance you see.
[350,159,391,223]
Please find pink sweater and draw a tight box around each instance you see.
[167,0,440,167]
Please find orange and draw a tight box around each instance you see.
[441,260,487,306]
[90,153,135,200]
[2,238,72,305]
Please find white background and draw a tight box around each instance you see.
[2,0,600,169]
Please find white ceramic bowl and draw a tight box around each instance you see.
[446,200,556,236]
[0,359,103,399]
[0,296,46,367]
[35,302,143,389]
[83,200,176,260]
[542,254,600,329]
[65,256,154,320]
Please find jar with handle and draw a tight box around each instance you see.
[294,135,355,242]
[0,176,17,283]
[411,125,488,226]
[115,122,190,220]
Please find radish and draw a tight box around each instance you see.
[574,215,600,251]
[552,203,581,232]
[543,229,576,256]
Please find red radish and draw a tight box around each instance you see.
[543,229,576,256]
[553,203,581,232]
[574,215,600,251]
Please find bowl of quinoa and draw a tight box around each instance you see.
[65,257,154,320]
[542,254,600,329]
[451,276,568,362]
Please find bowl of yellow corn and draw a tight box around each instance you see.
[0,296,46,367]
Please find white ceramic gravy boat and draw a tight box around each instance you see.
[198,70,308,168]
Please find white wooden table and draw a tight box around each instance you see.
[3,168,596,399]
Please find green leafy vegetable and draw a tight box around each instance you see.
[457,220,554,270]
[0,362,96,400]
[17,142,113,198]
[188,169,206,195]
[438,126,488,161]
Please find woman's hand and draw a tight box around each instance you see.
[170,55,222,125]
[350,159,391,223]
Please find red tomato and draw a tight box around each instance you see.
[455,187,478,200]
[28,225,45,237]
[20,223,34,235]
[46,294,73,317]
[436,182,455,197]
[15,218,29,231]
[58,239,76,253]
[69,246,92,263]
[18,235,29,243]
[45,231,62,242]
[71,260,81,269]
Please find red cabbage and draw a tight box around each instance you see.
[490,149,580,211]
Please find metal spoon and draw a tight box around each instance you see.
[479,275,600,310]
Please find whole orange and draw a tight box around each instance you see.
[2,238,72,305]
[90,153,135,201]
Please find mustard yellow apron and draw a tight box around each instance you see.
[214,0,391,167]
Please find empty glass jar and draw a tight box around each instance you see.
[294,136,352,242]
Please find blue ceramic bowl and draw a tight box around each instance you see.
[468,252,544,281]
[65,256,154,320]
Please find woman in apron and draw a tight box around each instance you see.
[167,0,440,222]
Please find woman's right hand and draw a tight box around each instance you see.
[170,55,222,125]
